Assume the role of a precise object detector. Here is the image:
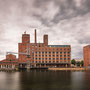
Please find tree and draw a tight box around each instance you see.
[77,62,80,66]
[71,59,76,65]
[80,60,83,67]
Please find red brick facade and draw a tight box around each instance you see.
[0,54,18,69]
[18,30,71,67]
[83,45,90,67]
[0,29,71,69]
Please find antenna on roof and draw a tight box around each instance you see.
[24,31,26,34]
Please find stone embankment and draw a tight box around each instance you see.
[48,68,90,71]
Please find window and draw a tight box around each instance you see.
[49,61,51,63]
[39,44,40,47]
[60,52,62,54]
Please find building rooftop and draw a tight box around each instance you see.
[49,45,70,47]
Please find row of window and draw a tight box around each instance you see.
[35,52,70,54]
[34,48,70,50]
[35,58,70,60]
[19,46,70,51]
[34,61,70,63]
[35,55,70,57]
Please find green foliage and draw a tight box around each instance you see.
[71,59,76,65]
[77,62,80,66]
[80,60,83,66]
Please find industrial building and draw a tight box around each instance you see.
[0,29,71,69]
[18,30,71,68]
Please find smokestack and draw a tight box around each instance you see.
[35,29,37,43]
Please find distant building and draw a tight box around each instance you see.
[18,29,71,68]
[83,45,90,67]
[0,54,18,69]
[74,58,83,63]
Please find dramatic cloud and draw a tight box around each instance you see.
[0,0,90,60]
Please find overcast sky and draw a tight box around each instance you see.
[0,0,90,60]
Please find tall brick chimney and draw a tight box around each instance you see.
[35,29,37,43]
[43,35,48,46]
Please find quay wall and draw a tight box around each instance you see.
[48,68,90,71]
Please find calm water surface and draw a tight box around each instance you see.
[0,70,90,90]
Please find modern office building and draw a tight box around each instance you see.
[83,45,90,67]
[18,29,71,68]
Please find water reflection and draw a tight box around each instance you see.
[0,70,90,90]
[0,71,20,90]
[71,71,85,90]
[19,70,72,90]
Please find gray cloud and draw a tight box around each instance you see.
[0,0,90,60]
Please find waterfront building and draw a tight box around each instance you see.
[0,54,18,69]
[0,29,71,69]
[18,30,71,68]
[83,45,90,67]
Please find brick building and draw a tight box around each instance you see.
[18,30,71,68]
[0,54,18,69]
[83,45,90,67]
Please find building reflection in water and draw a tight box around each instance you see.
[71,71,85,90]
[0,72,21,90]
[19,70,72,90]
[84,71,90,89]
[0,70,90,90]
